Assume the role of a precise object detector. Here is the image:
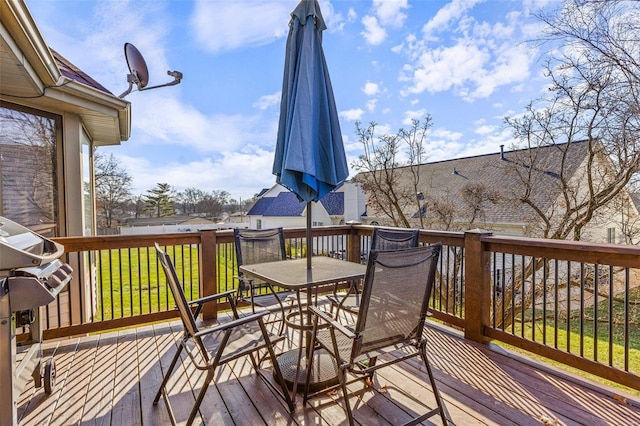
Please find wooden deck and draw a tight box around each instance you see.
[17,313,640,426]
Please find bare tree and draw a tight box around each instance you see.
[352,118,432,228]
[494,1,640,328]
[94,152,132,230]
[613,194,640,244]
[460,182,500,226]
[176,187,206,215]
[199,190,230,219]
[505,0,640,241]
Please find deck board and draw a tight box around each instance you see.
[110,329,141,426]
[81,332,118,426]
[17,312,640,426]
[138,324,174,426]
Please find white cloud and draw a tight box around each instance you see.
[253,92,281,110]
[372,0,408,28]
[191,0,293,53]
[431,128,463,142]
[401,3,535,102]
[422,0,485,38]
[366,99,378,112]
[401,41,489,95]
[361,15,387,45]
[117,148,276,198]
[340,108,365,121]
[475,124,496,135]
[191,0,346,52]
[362,81,379,96]
[130,92,273,153]
[360,0,409,45]
[347,8,357,22]
[403,109,427,125]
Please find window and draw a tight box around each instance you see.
[0,103,61,235]
[81,132,94,236]
[607,227,616,243]
[256,219,262,229]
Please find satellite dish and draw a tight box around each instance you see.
[118,42,182,98]
[124,43,149,89]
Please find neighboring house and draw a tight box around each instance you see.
[246,181,366,255]
[221,211,249,225]
[1,0,130,325]
[119,215,248,235]
[360,141,640,244]
[246,181,366,230]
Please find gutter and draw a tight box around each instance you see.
[52,77,131,141]
[1,0,61,85]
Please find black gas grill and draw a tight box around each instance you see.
[0,217,72,425]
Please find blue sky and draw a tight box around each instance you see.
[27,0,557,200]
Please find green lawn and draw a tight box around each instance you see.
[495,287,640,396]
[95,244,236,320]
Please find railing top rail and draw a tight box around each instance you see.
[483,234,640,268]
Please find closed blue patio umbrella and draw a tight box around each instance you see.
[273,0,348,268]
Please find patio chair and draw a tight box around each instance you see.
[153,244,294,425]
[328,227,420,316]
[304,244,452,426]
[234,228,296,335]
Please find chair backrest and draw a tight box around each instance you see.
[155,244,200,339]
[353,244,441,358]
[234,228,287,270]
[370,227,420,251]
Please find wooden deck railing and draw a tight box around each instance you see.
[43,224,638,392]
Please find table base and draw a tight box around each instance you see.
[274,348,339,393]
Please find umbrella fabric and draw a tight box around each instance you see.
[273,0,348,203]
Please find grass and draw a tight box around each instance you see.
[96,245,202,320]
[492,286,640,397]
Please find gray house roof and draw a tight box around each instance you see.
[360,141,592,228]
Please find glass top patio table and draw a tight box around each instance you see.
[239,256,366,397]
[239,256,366,291]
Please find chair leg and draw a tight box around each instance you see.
[303,314,321,405]
[187,368,215,426]
[338,366,355,426]
[366,356,377,386]
[419,345,452,426]
[270,284,289,336]
[259,319,295,412]
[153,341,185,404]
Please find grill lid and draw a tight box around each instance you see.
[0,217,65,270]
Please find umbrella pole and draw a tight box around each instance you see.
[306,201,312,269]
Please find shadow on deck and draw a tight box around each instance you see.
[17,314,640,426]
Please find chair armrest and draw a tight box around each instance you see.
[308,305,356,339]
[187,289,236,306]
[193,311,269,338]
[234,275,253,283]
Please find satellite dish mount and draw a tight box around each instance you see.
[118,42,182,98]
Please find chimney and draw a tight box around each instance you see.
[500,144,505,160]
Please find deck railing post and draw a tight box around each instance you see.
[200,229,218,320]
[464,229,492,343]
[347,223,362,263]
